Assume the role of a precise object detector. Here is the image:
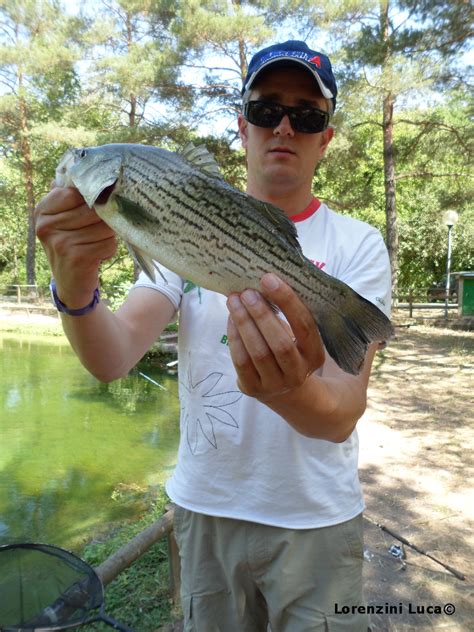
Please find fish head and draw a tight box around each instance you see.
[55,145,124,208]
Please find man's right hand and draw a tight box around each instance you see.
[34,186,117,309]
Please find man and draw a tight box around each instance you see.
[35,40,391,631]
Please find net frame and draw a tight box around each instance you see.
[0,543,133,632]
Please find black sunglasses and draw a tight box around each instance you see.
[243,100,330,134]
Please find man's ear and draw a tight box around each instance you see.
[319,125,334,156]
[238,113,248,149]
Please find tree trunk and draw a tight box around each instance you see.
[380,0,399,298]
[125,9,140,279]
[382,91,399,298]
[126,11,136,129]
[232,1,247,81]
[129,92,137,128]
[18,85,36,286]
[238,35,247,83]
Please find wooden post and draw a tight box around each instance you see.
[167,529,181,604]
[16,285,21,304]
[166,503,181,604]
[409,288,413,318]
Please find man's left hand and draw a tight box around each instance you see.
[226,273,325,402]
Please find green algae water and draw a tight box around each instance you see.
[0,333,180,552]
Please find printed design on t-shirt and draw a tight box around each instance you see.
[308,258,326,269]
[180,363,242,454]
[183,280,202,303]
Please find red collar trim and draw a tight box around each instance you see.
[290,197,321,223]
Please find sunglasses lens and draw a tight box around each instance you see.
[293,109,328,133]
[245,102,328,133]
[246,102,283,128]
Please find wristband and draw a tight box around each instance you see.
[50,279,100,316]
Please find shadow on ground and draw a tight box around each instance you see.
[359,325,473,631]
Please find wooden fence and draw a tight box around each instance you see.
[392,289,459,323]
[0,284,459,314]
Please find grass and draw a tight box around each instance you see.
[79,485,182,631]
[0,318,65,338]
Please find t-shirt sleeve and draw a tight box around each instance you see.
[339,229,392,319]
[130,262,184,311]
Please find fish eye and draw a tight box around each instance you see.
[78,149,87,159]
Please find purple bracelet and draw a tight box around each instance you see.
[50,279,100,316]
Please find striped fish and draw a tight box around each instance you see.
[55,143,393,374]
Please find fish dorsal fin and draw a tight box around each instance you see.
[181,142,221,177]
[253,197,303,254]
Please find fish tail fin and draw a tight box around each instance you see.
[312,291,394,375]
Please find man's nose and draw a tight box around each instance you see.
[273,114,295,136]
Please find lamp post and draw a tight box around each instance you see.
[442,210,459,320]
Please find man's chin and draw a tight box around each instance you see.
[263,164,300,183]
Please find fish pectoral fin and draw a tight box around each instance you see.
[181,142,221,178]
[126,243,167,285]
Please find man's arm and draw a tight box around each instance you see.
[226,273,378,442]
[35,187,175,382]
[59,288,176,382]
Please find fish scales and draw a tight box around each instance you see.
[55,143,394,374]
[106,149,348,306]
[124,155,308,294]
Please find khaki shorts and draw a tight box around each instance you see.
[173,506,369,632]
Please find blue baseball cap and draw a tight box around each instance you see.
[242,40,337,112]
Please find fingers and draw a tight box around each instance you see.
[227,317,261,391]
[226,274,324,399]
[35,186,86,217]
[36,204,104,236]
[259,273,325,371]
[35,186,115,245]
[34,185,118,304]
[227,298,288,385]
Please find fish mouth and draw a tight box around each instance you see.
[95,180,118,205]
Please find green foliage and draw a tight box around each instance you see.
[172,0,278,124]
[315,98,473,292]
[300,0,474,291]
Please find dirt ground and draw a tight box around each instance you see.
[359,325,473,631]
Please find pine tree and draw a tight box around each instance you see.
[303,0,473,295]
[0,0,84,285]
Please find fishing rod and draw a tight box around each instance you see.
[138,370,167,391]
[364,514,466,581]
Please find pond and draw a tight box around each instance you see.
[0,334,180,552]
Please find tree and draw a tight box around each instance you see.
[0,0,84,284]
[172,0,281,138]
[85,0,185,138]
[302,0,473,295]
[314,96,473,291]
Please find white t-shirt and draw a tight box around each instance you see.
[133,198,392,528]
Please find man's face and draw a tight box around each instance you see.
[238,65,334,196]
